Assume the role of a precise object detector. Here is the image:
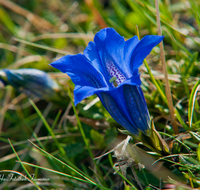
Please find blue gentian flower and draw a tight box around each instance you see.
[51,28,164,135]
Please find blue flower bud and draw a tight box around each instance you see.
[0,68,60,101]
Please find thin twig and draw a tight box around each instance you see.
[155,0,178,134]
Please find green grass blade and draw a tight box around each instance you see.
[13,37,70,55]
[188,80,200,127]
[143,59,168,105]
[184,52,198,76]
[43,110,62,147]
[29,99,66,155]
[16,161,94,184]
[159,132,195,153]
[28,139,109,190]
[7,139,42,190]
[174,108,188,130]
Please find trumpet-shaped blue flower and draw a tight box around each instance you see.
[51,28,164,135]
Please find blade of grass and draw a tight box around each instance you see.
[184,52,199,76]
[29,98,66,155]
[13,37,71,55]
[84,0,108,28]
[15,161,94,184]
[43,110,62,147]
[7,139,42,190]
[30,33,94,42]
[174,108,188,130]
[153,153,196,165]
[155,0,178,134]
[159,132,195,153]
[188,80,200,128]
[28,139,109,190]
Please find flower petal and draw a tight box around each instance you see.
[130,35,164,74]
[50,54,107,88]
[123,85,150,132]
[119,73,141,87]
[74,85,108,106]
[83,41,111,87]
[94,28,127,84]
[97,91,139,135]
[97,83,150,135]
[123,36,140,77]
[94,28,125,67]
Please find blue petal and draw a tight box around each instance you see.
[102,50,126,85]
[123,85,150,132]
[119,73,141,87]
[74,85,109,106]
[123,36,140,77]
[130,35,164,74]
[83,41,111,87]
[73,72,141,106]
[97,83,150,135]
[94,28,128,84]
[94,28,125,68]
[50,54,107,88]
[97,91,139,135]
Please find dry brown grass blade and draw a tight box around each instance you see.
[84,0,108,28]
[0,43,31,56]
[0,0,54,32]
[155,0,178,134]
[30,33,94,42]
